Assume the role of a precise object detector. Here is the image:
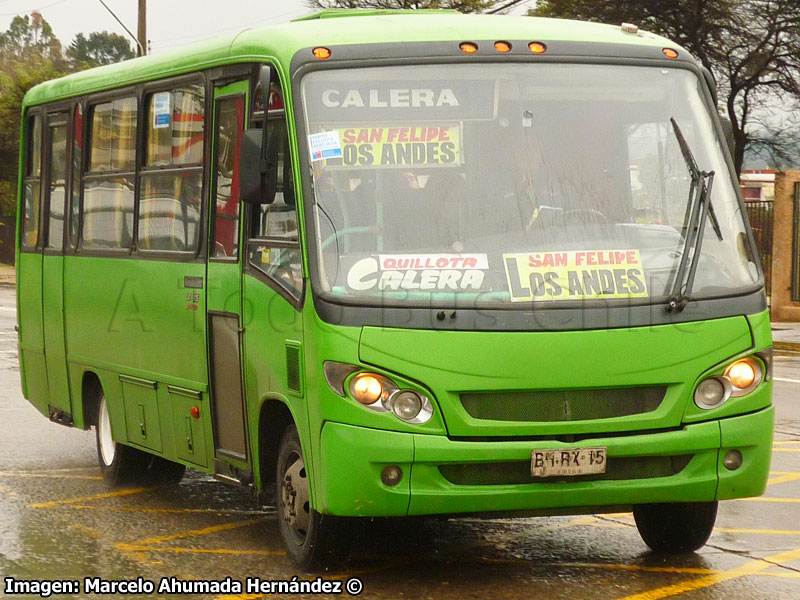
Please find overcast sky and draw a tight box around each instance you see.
[0,0,314,53]
[0,1,536,54]
[0,1,535,54]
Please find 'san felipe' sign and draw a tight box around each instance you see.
[503,249,648,302]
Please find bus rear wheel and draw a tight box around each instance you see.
[276,425,351,570]
[633,501,718,553]
[95,394,150,485]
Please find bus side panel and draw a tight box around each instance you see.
[64,256,209,462]
[17,251,48,414]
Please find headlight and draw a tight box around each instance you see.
[693,356,764,410]
[349,373,394,406]
[724,358,762,396]
[345,371,433,423]
[693,377,730,409]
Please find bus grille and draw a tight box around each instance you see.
[438,455,692,486]
[460,386,667,423]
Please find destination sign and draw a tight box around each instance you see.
[320,124,461,169]
[305,80,496,121]
[503,250,649,302]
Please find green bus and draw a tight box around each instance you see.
[17,10,773,569]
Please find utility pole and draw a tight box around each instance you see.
[137,0,146,56]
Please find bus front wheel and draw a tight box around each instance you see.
[276,424,351,570]
[633,501,718,553]
[95,394,151,485]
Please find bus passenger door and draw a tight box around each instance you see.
[241,74,305,489]
[207,79,251,481]
[41,111,72,422]
[18,113,48,414]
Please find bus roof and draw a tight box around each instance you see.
[23,11,681,107]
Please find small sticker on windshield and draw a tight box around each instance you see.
[503,250,648,302]
[308,130,343,162]
[153,92,171,129]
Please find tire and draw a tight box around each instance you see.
[95,393,150,485]
[150,456,186,484]
[276,425,351,571]
[633,501,718,553]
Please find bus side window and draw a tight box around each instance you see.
[82,97,137,250]
[139,84,205,253]
[21,114,42,249]
[69,103,83,249]
[45,119,68,250]
[247,79,302,299]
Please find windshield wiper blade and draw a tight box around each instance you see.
[667,118,718,312]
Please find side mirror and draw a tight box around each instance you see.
[241,64,278,205]
[241,128,278,205]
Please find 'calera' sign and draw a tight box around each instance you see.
[305,80,497,121]
[503,250,648,302]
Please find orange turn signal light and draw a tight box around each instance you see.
[663,48,679,59]
[351,373,384,405]
[312,47,331,60]
[190,406,200,419]
[725,360,757,390]
[494,41,512,53]
[460,42,478,54]
[529,41,547,54]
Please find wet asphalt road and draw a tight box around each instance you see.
[1,283,799,599]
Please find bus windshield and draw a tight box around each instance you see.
[301,63,758,307]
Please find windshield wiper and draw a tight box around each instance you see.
[667,117,721,312]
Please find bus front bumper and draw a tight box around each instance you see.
[316,406,774,517]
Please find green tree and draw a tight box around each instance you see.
[0,11,63,62]
[529,1,800,175]
[0,12,68,216]
[306,0,496,13]
[67,31,135,69]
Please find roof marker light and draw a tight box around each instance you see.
[494,41,512,53]
[663,48,679,59]
[460,42,478,54]
[312,47,331,60]
[528,41,547,54]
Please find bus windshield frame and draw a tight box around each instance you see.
[295,57,764,323]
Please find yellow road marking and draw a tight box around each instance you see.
[773,448,800,453]
[120,518,264,549]
[740,497,800,504]
[68,504,274,516]
[614,548,800,600]
[773,440,800,445]
[0,471,102,480]
[122,545,283,556]
[29,486,153,508]
[716,527,800,535]
[767,472,800,486]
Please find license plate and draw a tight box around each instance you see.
[531,447,607,477]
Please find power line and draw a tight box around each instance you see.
[487,0,531,15]
[96,0,143,56]
[0,0,69,17]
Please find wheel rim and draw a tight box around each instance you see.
[280,452,310,540]
[98,396,116,466]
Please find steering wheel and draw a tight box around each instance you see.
[321,226,376,251]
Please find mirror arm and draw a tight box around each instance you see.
[259,64,271,178]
